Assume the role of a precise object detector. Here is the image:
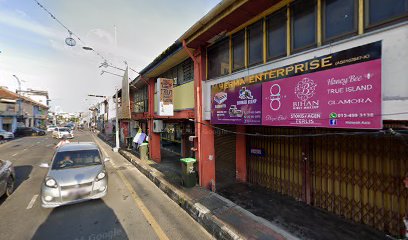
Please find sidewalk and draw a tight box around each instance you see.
[98,133,296,240]
[97,133,387,240]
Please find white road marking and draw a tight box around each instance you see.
[36,141,40,144]
[26,195,38,209]
[12,153,18,156]
[46,144,52,147]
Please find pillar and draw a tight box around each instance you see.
[193,48,215,190]
[235,125,247,182]
[147,78,161,162]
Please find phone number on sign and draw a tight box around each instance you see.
[337,113,375,118]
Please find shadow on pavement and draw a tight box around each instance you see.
[32,199,128,240]
[217,183,387,240]
[14,165,33,189]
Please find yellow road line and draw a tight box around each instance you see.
[93,135,170,240]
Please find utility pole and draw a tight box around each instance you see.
[114,89,119,152]
[12,75,22,123]
[88,93,119,152]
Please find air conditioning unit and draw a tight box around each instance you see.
[153,120,163,133]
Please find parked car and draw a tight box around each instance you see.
[65,123,75,130]
[14,127,46,137]
[40,142,109,208]
[0,159,15,198]
[52,127,74,139]
[46,125,57,132]
[0,129,14,140]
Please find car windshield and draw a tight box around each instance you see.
[59,128,70,132]
[52,149,101,170]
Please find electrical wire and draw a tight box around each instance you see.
[189,119,408,139]
[33,0,110,63]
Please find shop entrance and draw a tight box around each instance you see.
[246,125,408,236]
[215,125,236,190]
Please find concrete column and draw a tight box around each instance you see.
[147,78,161,162]
[193,48,215,190]
[235,125,247,182]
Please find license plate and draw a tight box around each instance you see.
[68,188,88,196]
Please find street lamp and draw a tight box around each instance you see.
[82,46,93,51]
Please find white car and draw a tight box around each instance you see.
[0,129,14,140]
[52,127,74,139]
[46,125,57,132]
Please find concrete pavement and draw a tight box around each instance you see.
[0,131,213,240]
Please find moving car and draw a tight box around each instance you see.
[46,125,57,132]
[40,142,109,208]
[14,127,46,137]
[0,159,15,198]
[0,129,14,140]
[52,127,74,139]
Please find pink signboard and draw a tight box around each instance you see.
[262,59,382,129]
[211,41,382,129]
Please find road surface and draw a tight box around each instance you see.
[0,130,213,240]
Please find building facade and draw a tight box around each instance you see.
[114,0,407,236]
[176,0,407,236]
[0,87,49,130]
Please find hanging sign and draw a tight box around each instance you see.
[211,41,382,129]
[157,78,174,116]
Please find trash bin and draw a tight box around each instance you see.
[139,143,149,161]
[180,158,197,188]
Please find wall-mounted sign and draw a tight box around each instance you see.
[157,78,174,116]
[250,148,265,156]
[211,41,382,129]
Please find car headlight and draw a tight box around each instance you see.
[45,177,58,188]
[96,171,106,181]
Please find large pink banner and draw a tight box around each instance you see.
[262,59,382,129]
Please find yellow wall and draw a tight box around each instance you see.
[154,81,195,113]
[174,81,194,110]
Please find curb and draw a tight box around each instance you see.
[96,134,298,240]
[119,150,243,240]
[96,134,243,240]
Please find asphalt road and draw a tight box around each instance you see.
[0,131,213,240]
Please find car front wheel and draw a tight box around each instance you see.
[6,176,14,197]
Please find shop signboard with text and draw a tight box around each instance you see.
[211,41,382,129]
[156,78,174,116]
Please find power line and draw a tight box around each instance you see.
[190,119,408,139]
[33,0,107,62]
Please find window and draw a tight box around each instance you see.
[163,58,194,86]
[365,0,408,27]
[232,30,245,71]
[324,0,357,41]
[179,59,194,85]
[52,150,102,170]
[292,0,317,52]
[207,38,230,79]
[248,20,263,66]
[267,8,287,60]
[133,86,148,113]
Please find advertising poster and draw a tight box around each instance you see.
[262,59,381,128]
[211,41,382,129]
[157,78,174,116]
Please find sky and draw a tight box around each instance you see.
[0,0,221,113]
